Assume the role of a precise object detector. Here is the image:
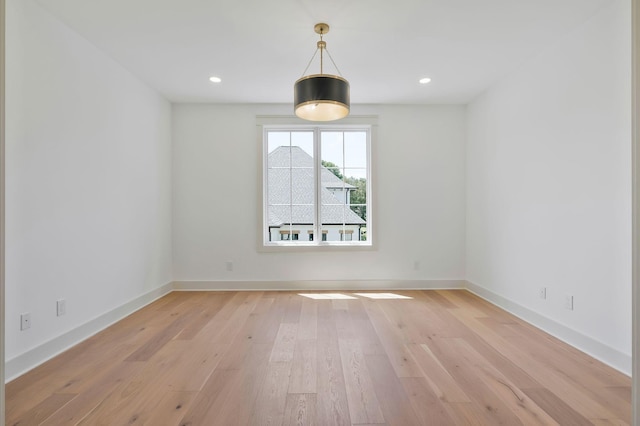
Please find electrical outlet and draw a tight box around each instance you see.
[21,313,31,330]
[226,261,233,272]
[564,294,574,310]
[413,261,420,271]
[57,299,66,316]
[538,287,546,300]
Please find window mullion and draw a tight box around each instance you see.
[314,128,321,243]
[342,131,346,236]
[289,133,293,239]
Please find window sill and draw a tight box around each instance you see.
[258,241,375,252]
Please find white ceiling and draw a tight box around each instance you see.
[35,0,611,104]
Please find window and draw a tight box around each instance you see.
[279,230,299,241]
[339,230,354,241]
[308,230,328,241]
[263,125,371,247]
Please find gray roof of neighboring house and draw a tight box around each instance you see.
[268,146,365,227]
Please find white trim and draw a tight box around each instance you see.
[172,279,466,292]
[466,281,631,376]
[4,283,173,382]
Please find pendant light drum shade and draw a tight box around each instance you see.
[294,74,350,121]
[294,23,350,121]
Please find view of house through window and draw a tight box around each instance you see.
[264,127,370,246]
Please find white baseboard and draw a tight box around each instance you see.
[171,279,467,291]
[465,280,632,376]
[5,282,173,382]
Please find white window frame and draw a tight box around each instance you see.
[259,120,374,250]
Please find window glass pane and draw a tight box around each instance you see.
[343,168,366,224]
[319,131,367,243]
[320,203,342,242]
[267,161,291,235]
[321,132,344,169]
[268,132,291,153]
[291,168,314,205]
[339,230,354,241]
[291,132,313,157]
[344,132,367,168]
[320,204,364,242]
[266,130,314,244]
[268,131,313,155]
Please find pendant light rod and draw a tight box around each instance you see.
[316,24,327,74]
[299,23,343,77]
[319,38,324,74]
[324,47,343,76]
[300,49,319,78]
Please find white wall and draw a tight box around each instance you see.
[466,0,631,371]
[633,0,640,418]
[1,0,5,421]
[172,104,466,283]
[5,0,172,372]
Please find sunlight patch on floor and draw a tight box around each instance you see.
[298,293,358,300]
[353,293,413,300]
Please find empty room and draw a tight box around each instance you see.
[1,0,638,425]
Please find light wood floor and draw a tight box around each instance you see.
[6,290,631,425]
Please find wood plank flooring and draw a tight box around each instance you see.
[6,290,631,425]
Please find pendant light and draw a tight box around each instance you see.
[294,23,350,121]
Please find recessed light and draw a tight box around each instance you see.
[419,77,431,84]
[209,76,222,83]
